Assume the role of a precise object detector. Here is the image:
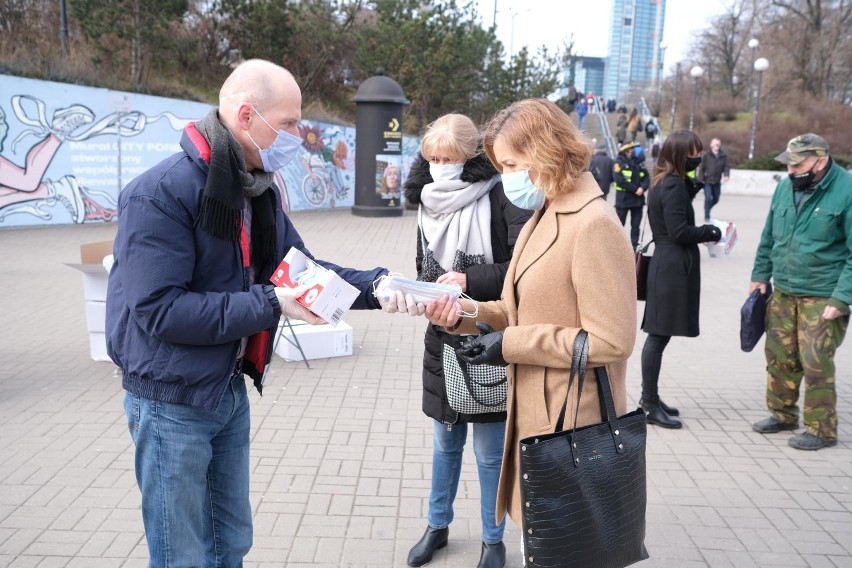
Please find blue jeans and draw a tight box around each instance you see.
[124,376,252,568]
[427,420,506,543]
[704,182,722,221]
[577,114,587,129]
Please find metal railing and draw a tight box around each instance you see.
[592,96,618,159]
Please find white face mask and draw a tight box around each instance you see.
[429,162,465,182]
[247,107,302,172]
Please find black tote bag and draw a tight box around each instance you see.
[519,331,649,568]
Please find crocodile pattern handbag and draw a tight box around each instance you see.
[519,331,649,568]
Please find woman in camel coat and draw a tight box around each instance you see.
[425,98,637,527]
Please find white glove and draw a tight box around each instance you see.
[379,288,426,316]
[273,285,324,324]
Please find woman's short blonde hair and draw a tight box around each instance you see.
[483,99,591,198]
[420,114,480,161]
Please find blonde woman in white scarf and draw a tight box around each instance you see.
[402,114,532,568]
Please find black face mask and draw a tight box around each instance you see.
[685,157,702,172]
[789,163,819,191]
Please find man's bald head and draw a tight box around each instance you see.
[218,59,302,171]
[220,59,300,116]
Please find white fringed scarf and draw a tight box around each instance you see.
[418,177,498,282]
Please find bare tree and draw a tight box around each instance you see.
[689,0,760,100]
[768,0,852,101]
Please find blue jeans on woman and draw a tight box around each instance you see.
[427,420,506,544]
[124,375,252,568]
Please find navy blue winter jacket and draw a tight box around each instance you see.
[106,124,386,410]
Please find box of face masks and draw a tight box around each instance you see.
[269,248,359,326]
[274,319,353,361]
[705,219,738,258]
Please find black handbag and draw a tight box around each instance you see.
[519,331,649,568]
[740,282,773,352]
[635,242,652,302]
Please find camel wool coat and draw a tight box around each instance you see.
[452,172,637,525]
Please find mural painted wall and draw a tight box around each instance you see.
[0,75,421,228]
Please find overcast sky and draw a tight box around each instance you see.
[475,0,729,74]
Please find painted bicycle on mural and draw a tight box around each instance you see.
[301,152,348,207]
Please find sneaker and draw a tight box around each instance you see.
[51,105,95,140]
[45,176,85,223]
[788,432,837,451]
[752,416,798,434]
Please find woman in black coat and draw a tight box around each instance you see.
[641,130,722,429]
[402,113,531,568]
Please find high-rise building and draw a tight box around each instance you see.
[604,0,666,103]
[575,57,606,99]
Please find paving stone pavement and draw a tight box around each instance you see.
[1,193,851,568]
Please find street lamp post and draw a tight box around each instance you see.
[656,41,667,116]
[60,0,69,56]
[509,9,528,58]
[689,65,704,131]
[669,62,680,133]
[748,57,770,160]
[747,38,759,105]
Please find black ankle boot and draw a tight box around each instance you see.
[407,526,449,567]
[477,541,505,568]
[658,398,679,416]
[643,400,683,429]
[640,397,679,416]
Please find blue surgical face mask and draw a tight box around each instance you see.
[501,169,546,210]
[247,107,303,172]
[429,162,464,182]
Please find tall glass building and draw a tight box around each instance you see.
[604,0,666,103]
[576,57,606,98]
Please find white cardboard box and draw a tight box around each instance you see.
[706,220,738,258]
[67,240,113,360]
[270,248,359,326]
[88,332,111,362]
[85,300,106,333]
[274,321,353,361]
[66,240,112,301]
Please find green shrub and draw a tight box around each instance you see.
[736,153,787,171]
[833,155,851,169]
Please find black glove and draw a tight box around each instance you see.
[455,322,507,367]
[708,225,723,243]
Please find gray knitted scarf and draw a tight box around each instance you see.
[194,109,277,273]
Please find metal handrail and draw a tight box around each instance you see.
[592,97,618,159]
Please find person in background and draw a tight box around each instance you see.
[574,96,588,130]
[644,118,658,148]
[697,137,730,222]
[640,130,722,429]
[651,135,662,165]
[613,141,650,249]
[615,108,628,145]
[590,141,615,199]
[750,133,852,450]
[105,59,415,567]
[423,98,636,561]
[627,108,642,142]
[402,113,532,568]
